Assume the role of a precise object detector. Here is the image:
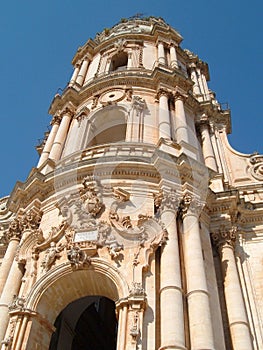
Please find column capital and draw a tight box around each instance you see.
[168,42,178,49]
[173,89,188,101]
[60,102,76,117]
[20,209,42,232]
[196,114,211,133]
[211,225,237,250]
[7,219,23,241]
[180,193,204,218]
[156,88,171,100]
[51,113,62,125]
[155,189,181,213]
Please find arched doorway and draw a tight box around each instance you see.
[49,296,117,350]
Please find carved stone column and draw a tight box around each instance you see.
[157,42,166,65]
[189,64,202,96]
[158,191,185,350]
[0,210,41,344]
[0,220,22,297]
[158,89,171,139]
[181,194,215,349]
[0,259,24,343]
[49,105,74,161]
[174,92,189,144]
[169,45,178,69]
[37,114,61,167]
[75,57,89,86]
[211,227,253,350]
[68,63,80,87]
[198,116,217,171]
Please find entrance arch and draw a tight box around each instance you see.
[49,296,117,350]
[22,260,129,349]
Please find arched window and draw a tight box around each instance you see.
[110,52,128,71]
[85,106,127,147]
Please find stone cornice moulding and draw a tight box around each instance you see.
[48,66,192,114]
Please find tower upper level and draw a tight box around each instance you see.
[48,16,219,114]
[36,16,230,183]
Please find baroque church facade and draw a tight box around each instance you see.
[0,17,262,350]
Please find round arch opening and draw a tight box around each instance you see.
[86,106,127,147]
[25,265,126,350]
[49,295,118,350]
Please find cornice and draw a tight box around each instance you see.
[49,67,192,114]
[197,101,231,133]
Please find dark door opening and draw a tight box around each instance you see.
[49,296,117,350]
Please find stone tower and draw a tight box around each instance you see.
[0,16,262,350]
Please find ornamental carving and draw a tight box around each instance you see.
[67,245,91,269]
[75,179,104,224]
[131,95,146,116]
[180,193,204,217]
[75,107,90,126]
[130,311,140,342]
[211,226,237,249]
[41,242,65,272]
[9,295,26,311]
[6,219,23,240]
[154,190,181,226]
[114,38,127,52]
[109,189,149,239]
[98,221,123,261]
[129,282,145,297]
[249,154,263,181]
[20,210,42,231]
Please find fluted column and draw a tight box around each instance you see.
[158,191,185,350]
[0,220,22,297]
[37,115,61,167]
[211,228,253,350]
[157,42,166,65]
[199,116,217,171]
[169,45,178,69]
[174,92,189,144]
[75,57,89,86]
[158,89,171,139]
[68,63,80,87]
[181,194,215,350]
[49,106,74,161]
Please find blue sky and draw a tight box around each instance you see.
[0,0,262,198]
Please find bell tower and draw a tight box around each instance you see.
[0,16,262,350]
